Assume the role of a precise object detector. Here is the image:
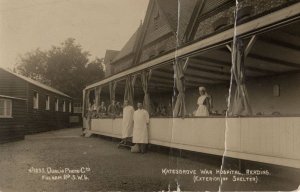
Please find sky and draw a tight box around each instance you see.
[0,0,149,69]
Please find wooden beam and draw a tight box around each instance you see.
[248,53,300,69]
[259,36,300,51]
[183,58,190,71]
[151,73,223,86]
[149,82,174,89]
[185,66,231,81]
[85,2,300,90]
[245,35,257,56]
[149,86,172,91]
[152,70,174,77]
[154,67,229,82]
[185,76,223,84]
[184,0,206,42]
[151,76,174,84]
[194,55,275,74]
[185,79,220,86]
[226,44,232,52]
[188,61,231,75]
[150,80,173,87]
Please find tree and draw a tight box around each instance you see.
[15,48,49,84]
[15,38,105,98]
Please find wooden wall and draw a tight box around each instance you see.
[26,83,72,134]
[0,68,72,135]
[0,97,26,143]
[0,69,27,99]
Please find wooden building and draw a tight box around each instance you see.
[0,95,26,143]
[84,0,300,168]
[0,67,72,142]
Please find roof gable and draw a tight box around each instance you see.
[104,50,119,64]
[142,0,174,46]
[155,0,198,43]
[0,67,71,98]
[139,0,199,48]
[112,27,141,63]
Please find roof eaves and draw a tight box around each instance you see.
[0,67,72,98]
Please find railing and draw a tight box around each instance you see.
[84,116,300,169]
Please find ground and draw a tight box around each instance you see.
[0,128,299,192]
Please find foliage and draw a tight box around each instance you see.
[15,38,104,98]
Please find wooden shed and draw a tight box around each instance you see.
[0,67,72,137]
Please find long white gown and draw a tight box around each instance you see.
[195,95,209,116]
[122,105,134,138]
[133,109,150,144]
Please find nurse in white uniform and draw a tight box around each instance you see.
[195,87,211,117]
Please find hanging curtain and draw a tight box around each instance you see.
[173,58,188,117]
[230,39,252,116]
[141,70,151,113]
[124,76,134,105]
[109,81,117,102]
[132,74,137,96]
[95,86,102,108]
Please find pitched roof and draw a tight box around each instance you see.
[104,50,119,64]
[156,0,198,43]
[0,95,27,101]
[112,26,142,63]
[0,67,71,98]
[156,0,178,33]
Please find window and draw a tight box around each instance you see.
[46,95,50,110]
[55,98,59,111]
[273,84,280,97]
[0,99,12,118]
[73,103,82,114]
[63,100,66,112]
[33,91,39,109]
[69,102,72,113]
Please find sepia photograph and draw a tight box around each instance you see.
[1,0,300,191]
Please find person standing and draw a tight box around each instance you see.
[120,100,134,145]
[195,87,211,116]
[132,102,150,153]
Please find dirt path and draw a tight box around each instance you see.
[0,128,299,191]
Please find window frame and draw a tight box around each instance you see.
[73,103,82,114]
[45,95,50,110]
[55,98,59,112]
[69,101,72,113]
[33,91,39,109]
[0,98,12,118]
[63,100,66,112]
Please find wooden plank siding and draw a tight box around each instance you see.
[26,83,71,134]
[0,97,26,143]
[0,68,72,138]
[0,69,28,99]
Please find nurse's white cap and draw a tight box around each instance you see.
[199,86,206,91]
